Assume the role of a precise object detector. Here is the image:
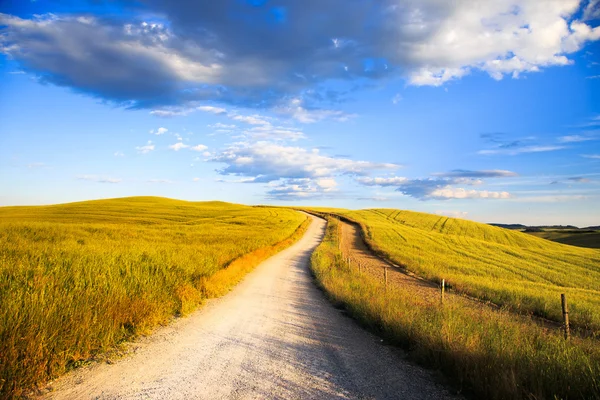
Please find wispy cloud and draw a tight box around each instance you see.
[435,210,469,219]
[147,179,174,184]
[558,134,597,143]
[168,142,189,151]
[582,154,600,159]
[114,151,125,157]
[433,169,518,178]
[478,145,566,156]
[77,175,121,183]
[567,177,592,183]
[136,141,155,154]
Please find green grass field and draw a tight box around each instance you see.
[526,229,600,249]
[0,197,306,397]
[306,208,600,333]
[310,217,600,400]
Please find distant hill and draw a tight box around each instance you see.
[490,223,580,230]
[489,223,527,230]
[488,223,599,249]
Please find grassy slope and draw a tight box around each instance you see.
[310,217,600,400]
[527,230,600,249]
[0,197,307,397]
[307,207,600,332]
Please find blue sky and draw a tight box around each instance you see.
[1,0,600,226]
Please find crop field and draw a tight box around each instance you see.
[307,208,600,333]
[0,197,306,397]
[310,217,600,400]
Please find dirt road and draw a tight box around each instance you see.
[43,214,459,400]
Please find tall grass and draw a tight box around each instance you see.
[307,208,600,333]
[311,217,600,400]
[0,197,307,398]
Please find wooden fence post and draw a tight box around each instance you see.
[440,279,445,304]
[384,267,388,291]
[561,293,570,340]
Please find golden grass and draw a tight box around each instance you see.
[0,197,307,398]
[310,217,600,400]
[305,207,600,333]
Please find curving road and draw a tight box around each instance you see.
[44,214,459,400]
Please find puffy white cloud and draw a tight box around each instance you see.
[150,127,168,135]
[212,142,398,182]
[211,141,398,200]
[168,142,189,151]
[190,144,208,152]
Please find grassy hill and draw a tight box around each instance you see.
[0,197,307,397]
[308,208,600,332]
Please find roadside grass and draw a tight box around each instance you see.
[305,208,600,334]
[0,197,307,398]
[310,217,600,400]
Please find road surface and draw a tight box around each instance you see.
[43,214,459,400]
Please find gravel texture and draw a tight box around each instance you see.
[42,214,461,400]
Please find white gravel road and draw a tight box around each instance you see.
[43,214,460,400]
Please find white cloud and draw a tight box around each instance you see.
[147,179,174,184]
[136,140,155,154]
[391,93,403,104]
[77,175,122,183]
[190,144,208,152]
[403,1,600,85]
[558,134,596,143]
[356,176,512,200]
[356,176,409,186]
[430,187,511,199]
[197,106,227,115]
[209,123,236,129]
[582,154,600,159]
[435,210,469,219]
[230,114,271,125]
[114,151,125,157]
[211,141,398,200]
[586,75,600,79]
[212,142,398,182]
[150,127,168,135]
[276,98,356,123]
[478,145,566,155]
[168,142,189,151]
[433,169,518,178]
